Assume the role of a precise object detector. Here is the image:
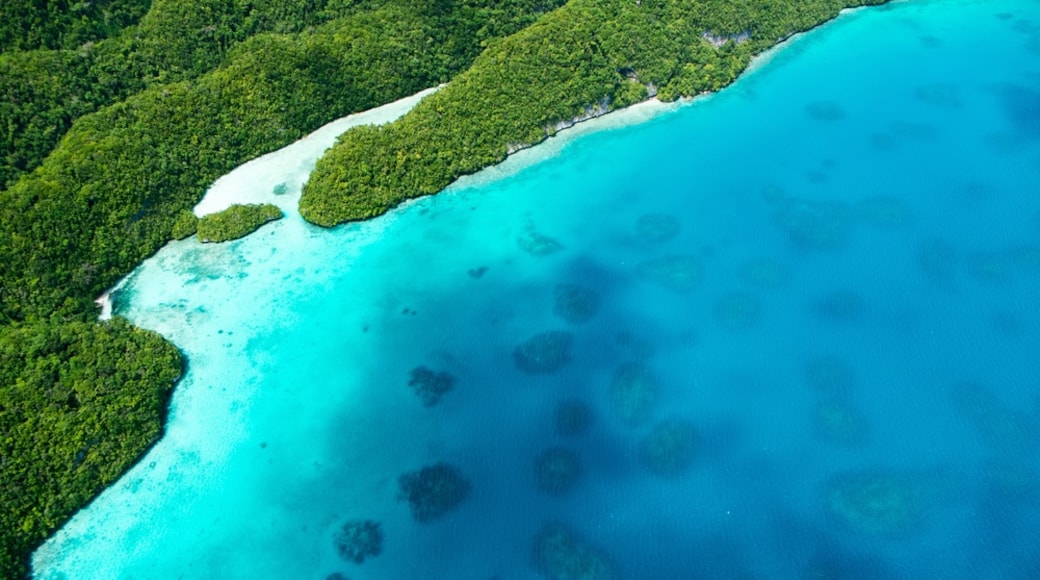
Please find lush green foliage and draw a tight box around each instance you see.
[0,2,562,576]
[0,0,563,324]
[0,318,182,579]
[0,0,150,52]
[300,0,889,226]
[197,204,283,243]
[0,0,374,190]
[170,210,199,241]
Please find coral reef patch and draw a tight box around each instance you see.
[531,523,617,580]
[638,419,697,477]
[608,362,658,426]
[534,447,582,495]
[408,366,455,407]
[635,254,705,293]
[554,399,594,438]
[398,463,471,522]
[553,283,600,324]
[635,213,681,244]
[513,331,574,374]
[333,520,383,564]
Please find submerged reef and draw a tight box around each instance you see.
[824,470,927,536]
[609,362,658,426]
[333,520,383,564]
[949,382,1038,451]
[713,291,762,330]
[535,447,582,495]
[770,199,853,250]
[915,83,962,108]
[802,355,856,398]
[553,283,600,324]
[805,101,846,121]
[398,463,471,522]
[811,290,866,322]
[855,196,910,227]
[812,399,870,448]
[555,399,594,437]
[635,254,705,293]
[965,250,1013,283]
[408,366,455,407]
[737,257,789,289]
[532,523,617,580]
[638,419,697,477]
[634,213,681,243]
[513,331,574,374]
[519,222,563,256]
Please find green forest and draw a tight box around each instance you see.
[196,204,283,243]
[0,0,888,577]
[0,0,563,576]
[299,0,889,226]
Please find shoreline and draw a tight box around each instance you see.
[445,2,874,195]
[37,0,924,576]
[192,85,443,218]
[93,86,443,317]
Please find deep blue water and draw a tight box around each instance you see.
[35,0,1040,578]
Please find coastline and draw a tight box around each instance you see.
[193,85,443,218]
[27,0,973,576]
[445,2,875,195]
[92,86,444,319]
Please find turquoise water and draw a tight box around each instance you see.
[35,0,1040,577]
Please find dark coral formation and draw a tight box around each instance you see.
[554,399,594,438]
[635,213,681,243]
[333,520,383,564]
[811,290,866,322]
[824,470,927,536]
[805,101,846,121]
[635,254,704,293]
[949,382,1038,451]
[519,222,563,256]
[770,199,852,250]
[812,399,870,448]
[713,291,762,330]
[608,362,658,426]
[737,257,789,289]
[553,283,600,324]
[802,355,856,398]
[535,447,582,495]
[915,83,962,108]
[398,463,471,522]
[965,250,1013,283]
[408,366,455,407]
[513,331,573,374]
[532,523,617,580]
[638,419,697,477]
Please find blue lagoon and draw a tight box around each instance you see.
[36,0,1040,577]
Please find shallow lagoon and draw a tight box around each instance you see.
[35,0,1040,577]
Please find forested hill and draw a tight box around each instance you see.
[0,1,562,577]
[0,0,894,577]
[300,0,892,227]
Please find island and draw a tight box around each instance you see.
[0,0,892,576]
